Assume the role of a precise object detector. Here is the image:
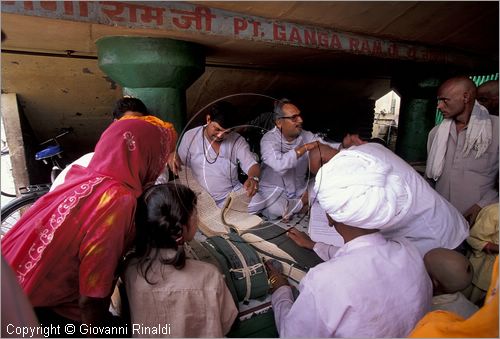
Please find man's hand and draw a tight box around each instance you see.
[243,177,258,197]
[464,204,482,226]
[299,191,309,214]
[300,190,309,205]
[167,152,182,176]
[264,260,289,294]
[287,227,316,250]
[295,141,319,158]
[305,141,320,151]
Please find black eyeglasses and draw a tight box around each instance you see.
[279,113,302,122]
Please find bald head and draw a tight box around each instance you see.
[477,80,499,116]
[440,76,477,93]
[437,76,477,121]
[424,248,473,295]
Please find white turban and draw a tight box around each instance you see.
[314,149,411,229]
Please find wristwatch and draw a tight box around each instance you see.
[251,176,260,182]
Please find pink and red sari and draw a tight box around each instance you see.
[1,117,176,321]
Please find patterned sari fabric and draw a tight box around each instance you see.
[1,118,176,321]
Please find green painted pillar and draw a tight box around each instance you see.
[122,88,186,129]
[96,36,205,132]
[394,77,442,163]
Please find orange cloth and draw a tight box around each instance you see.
[408,256,498,338]
[119,114,178,153]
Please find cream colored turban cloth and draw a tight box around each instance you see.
[314,149,411,229]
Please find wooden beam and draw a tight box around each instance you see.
[1,93,30,194]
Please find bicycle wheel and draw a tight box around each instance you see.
[1,193,43,236]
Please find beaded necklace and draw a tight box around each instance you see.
[202,126,219,164]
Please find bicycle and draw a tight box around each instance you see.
[1,184,51,235]
[1,129,71,236]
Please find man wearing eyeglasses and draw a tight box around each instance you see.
[249,98,337,220]
[168,101,261,207]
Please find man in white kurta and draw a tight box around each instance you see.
[291,142,469,258]
[427,103,498,216]
[176,125,258,206]
[426,76,499,224]
[252,127,317,218]
[272,234,432,337]
[250,99,336,219]
[169,102,260,207]
[268,150,432,337]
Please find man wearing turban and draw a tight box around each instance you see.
[266,144,437,337]
[290,142,469,259]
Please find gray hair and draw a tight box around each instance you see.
[273,98,292,121]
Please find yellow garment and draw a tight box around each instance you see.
[408,256,498,338]
[119,114,175,131]
[466,203,498,303]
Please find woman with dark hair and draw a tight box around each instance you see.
[2,116,177,335]
[112,97,149,121]
[124,183,237,338]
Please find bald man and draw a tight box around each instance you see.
[424,248,478,318]
[426,76,499,225]
[477,80,499,116]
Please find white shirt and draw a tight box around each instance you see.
[272,233,432,338]
[361,143,469,256]
[259,127,318,198]
[177,126,257,205]
[50,152,94,191]
[427,115,499,214]
[313,143,469,258]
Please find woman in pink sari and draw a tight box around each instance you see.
[1,116,176,335]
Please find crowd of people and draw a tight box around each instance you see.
[1,76,498,338]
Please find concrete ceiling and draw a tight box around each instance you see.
[186,1,499,73]
[189,1,499,56]
[1,1,498,167]
[2,1,498,75]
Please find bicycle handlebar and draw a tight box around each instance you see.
[39,128,72,146]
